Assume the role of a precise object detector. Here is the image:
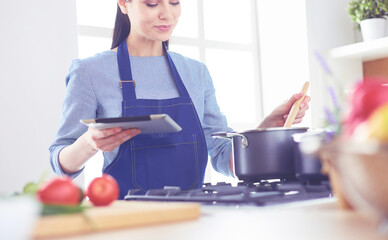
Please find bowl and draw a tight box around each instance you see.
[0,196,40,240]
[320,138,388,220]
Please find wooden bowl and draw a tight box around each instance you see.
[320,139,388,220]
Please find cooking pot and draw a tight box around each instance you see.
[292,129,335,183]
[292,130,328,183]
[212,127,308,182]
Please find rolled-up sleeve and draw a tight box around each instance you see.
[201,65,234,176]
[49,59,98,178]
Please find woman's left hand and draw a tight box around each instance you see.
[259,93,311,128]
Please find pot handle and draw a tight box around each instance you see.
[211,132,249,148]
[211,132,230,139]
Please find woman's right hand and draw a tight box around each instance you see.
[59,127,141,174]
[84,127,141,152]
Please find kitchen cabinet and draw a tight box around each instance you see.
[328,36,388,89]
[42,199,387,240]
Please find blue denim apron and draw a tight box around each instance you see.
[104,41,208,199]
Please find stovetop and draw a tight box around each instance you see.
[124,180,332,206]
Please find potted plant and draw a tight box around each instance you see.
[347,0,388,41]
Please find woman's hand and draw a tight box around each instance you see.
[84,127,141,152]
[259,93,311,128]
[59,127,141,174]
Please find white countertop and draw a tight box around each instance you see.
[49,198,388,240]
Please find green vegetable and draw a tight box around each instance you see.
[22,171,49,195]
[41,204,90,216]
[23,182,39,195]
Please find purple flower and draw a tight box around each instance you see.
[324,107,337,126]
[328,86,340,110]
[314,51,333,76]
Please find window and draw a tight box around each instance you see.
[75,0,311,186]
[76,0,115,58]
[256,0,311,123]
[169,0,261,183]
[170,0,262,130]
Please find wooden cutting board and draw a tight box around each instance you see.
[33,201,200,239]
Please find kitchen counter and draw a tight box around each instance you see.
[46,198,388,240]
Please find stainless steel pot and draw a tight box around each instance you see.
[212,127,308,182]
[292,129,334,183]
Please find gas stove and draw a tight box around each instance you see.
[124,179,332,206]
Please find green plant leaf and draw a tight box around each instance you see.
[347,0,388,27]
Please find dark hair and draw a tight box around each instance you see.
[111,4,169,50]
[111,5,130,49]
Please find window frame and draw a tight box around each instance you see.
[170,0,264,131]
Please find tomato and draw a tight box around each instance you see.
[37,177,82,206]
[344,78,388,136]
[86,174,120,206]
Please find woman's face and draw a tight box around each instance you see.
[120,0,181,42]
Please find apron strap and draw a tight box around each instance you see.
[163,42,190,98]
[117,40,191,101]
[118,41,136,101]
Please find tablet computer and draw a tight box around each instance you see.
[80,114,182,134]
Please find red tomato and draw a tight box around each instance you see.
[37,177,82,206]
[86,174,120,206]
[344,78,388,136]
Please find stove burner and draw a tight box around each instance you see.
[124,180,332,206]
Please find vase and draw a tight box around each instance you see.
[360,18,386,41]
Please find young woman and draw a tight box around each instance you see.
[49,0,310,199]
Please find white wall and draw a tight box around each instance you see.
[305,0,356,127]
[0,1,79,194]
[257,0,356,129]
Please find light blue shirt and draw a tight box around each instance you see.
[49,50,233,178]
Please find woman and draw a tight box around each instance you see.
[50,0,310,199]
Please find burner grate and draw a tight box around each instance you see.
[124,180,332,205]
